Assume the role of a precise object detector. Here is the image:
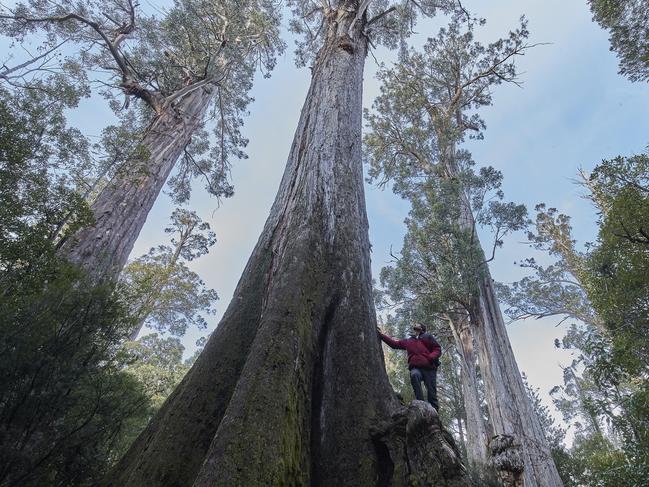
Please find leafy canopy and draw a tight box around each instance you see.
[121,208,218,338]
[589,0,649,82]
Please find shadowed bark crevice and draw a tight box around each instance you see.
[310,291,340,487]
[373,435,396,487]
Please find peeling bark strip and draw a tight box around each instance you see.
[59,87,211,280]
[106,6,470,487]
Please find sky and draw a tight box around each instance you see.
[4,0,648,436]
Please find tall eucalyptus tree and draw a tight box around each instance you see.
[365,19,563,485]
[121,208,218,340]
[106,2,474,486]
[1,0,283,280]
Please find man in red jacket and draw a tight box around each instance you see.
[378,323,441,410]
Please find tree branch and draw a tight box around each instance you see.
[348,0,372,35]
[1,6,164,112]
[1,12,128,74]
[366,6,396,27]
[0,39,68,79]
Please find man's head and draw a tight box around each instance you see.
[412,323,426,336]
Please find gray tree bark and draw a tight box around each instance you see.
[439,140,562,486]
[448,314,489,468]
[471,278,563,487]
[105,7,471,487]
[58,87,211,280]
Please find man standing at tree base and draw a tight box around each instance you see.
[378,324,442,410]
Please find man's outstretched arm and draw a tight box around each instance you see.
[377,328,406,350]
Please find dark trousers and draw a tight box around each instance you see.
[410,367,438,410]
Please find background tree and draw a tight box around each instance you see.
[0,0,283,280]
[121,208,218,340]
[106,2,475,486]
[0,87,220,484]
[0,94,153,486]
[588,0,649,82]
[499,152,649,485]
[119,334,191,410]
[365,18,562,485]
[581,153,649,478]
[585,154,649,366]
[496,204,600,329]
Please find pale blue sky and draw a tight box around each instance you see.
[4,0,647,434]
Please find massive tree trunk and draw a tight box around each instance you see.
[105,7,470,487]
[448,314,489,467]
[58,87,211,280]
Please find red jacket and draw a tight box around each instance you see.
[379,332,441,369]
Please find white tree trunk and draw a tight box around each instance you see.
[59,87,211,280]
[472,277,563,487]
[449,314,489,467]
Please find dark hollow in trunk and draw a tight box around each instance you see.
[106,10,472,487]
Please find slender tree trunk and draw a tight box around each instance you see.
[106,7,470,487]
[128,234,185,340]
[128,274,166,341]
[439,140,562,485]
[449,314,489,467]
[457,416,466,452]
[471,278,563,487]
[58,87,211,281]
